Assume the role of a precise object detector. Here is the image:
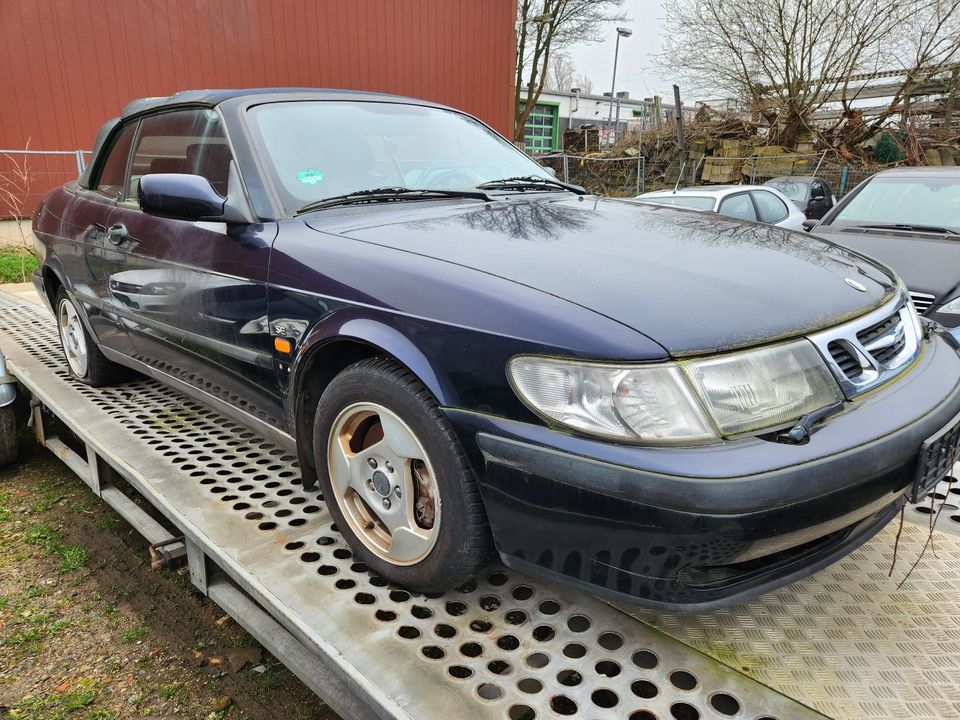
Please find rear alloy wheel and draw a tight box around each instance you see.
[313,358,491,591]
[55,288,129,387]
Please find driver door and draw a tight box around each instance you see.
[107,108,283,428]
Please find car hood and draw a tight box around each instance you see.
[306,196,896,355]
[812,226,960,303]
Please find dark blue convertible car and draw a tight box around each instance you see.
[32,89,960,610]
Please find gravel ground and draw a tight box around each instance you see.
[0,432,341,720]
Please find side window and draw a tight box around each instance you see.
[95,123,137,200]
[718,193,757,222]
[752,190,789,223]
[129,108,232,197]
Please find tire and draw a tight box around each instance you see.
[0,404,17,466]
[55,288,128,387]
[313,358,491,592]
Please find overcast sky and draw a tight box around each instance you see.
[563,0,677,101]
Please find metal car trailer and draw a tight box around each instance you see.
[2,289,959,720]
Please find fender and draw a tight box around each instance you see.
[289,306,450,408]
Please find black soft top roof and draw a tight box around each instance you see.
[119,87,434,118]
[80,87,443,188]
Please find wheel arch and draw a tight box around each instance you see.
[41,263,65,310]
[290,318,451,479]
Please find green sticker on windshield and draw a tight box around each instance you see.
[297,169,324,185]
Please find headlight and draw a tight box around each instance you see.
[507,357,716,443]
[508,340,843,445]
[938,296,960,315]
[680,339,843,435]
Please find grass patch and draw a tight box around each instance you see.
[121,625,148,644]
[24,522,90,572]
[10,677,107,719]
[94,516,122,532]
[0,246,38,284]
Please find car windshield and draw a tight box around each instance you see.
[832,175,960,232]
[765,179,808,203]
[248,101,555,214]
[639,195,715,211]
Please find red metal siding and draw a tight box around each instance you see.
[0,0,517,213]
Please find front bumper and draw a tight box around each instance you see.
[448,330,960,611]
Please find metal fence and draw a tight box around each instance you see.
[535,150,883,198]
[0,149,89,218]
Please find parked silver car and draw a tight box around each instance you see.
[636,184,807,231]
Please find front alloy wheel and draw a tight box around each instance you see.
[313,358,491,592]
[328,402,440,565]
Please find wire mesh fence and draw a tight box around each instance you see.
[0,150,87,218]
[539,153,647,197]
[533,150,883,199]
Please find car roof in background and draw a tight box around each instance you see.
[641,185,773,197]
[767,176,816,183]
[872,166,960,179]
[119,87,442,119]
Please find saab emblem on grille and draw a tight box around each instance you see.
[844,278,867,292]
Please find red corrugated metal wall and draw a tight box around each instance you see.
[0,0,517,214]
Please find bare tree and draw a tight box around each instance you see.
[658,0,960,151]
[574,72,595,95]
[548,53,578,91]
[515,0,627,142]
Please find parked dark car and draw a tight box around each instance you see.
[32,90,960,610]
[808,167,960,328]
[765,175,836,219]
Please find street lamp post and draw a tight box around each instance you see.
[607,26,632,145]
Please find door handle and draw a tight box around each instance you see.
[107,223,128,245]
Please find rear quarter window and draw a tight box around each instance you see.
[752,190,789,223]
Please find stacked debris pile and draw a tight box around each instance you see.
[541,115,960,196]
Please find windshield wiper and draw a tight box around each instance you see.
[295,186,491,215]
[476,175,586,195]
[849,223,960,236]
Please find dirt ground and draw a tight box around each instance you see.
[0,434,341,720]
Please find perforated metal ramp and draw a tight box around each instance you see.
[3,291,958,720]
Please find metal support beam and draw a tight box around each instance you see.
[186,539,209,595]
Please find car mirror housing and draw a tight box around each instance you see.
[802,218,819,232]
[139,165,253,224]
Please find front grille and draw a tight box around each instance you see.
[856,314,899,346]
[910,290,936,314]
[808,293,921,399]
[856,313,906,367]
[828,341,862,379]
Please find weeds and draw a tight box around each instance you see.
[9,677,106,719]
[24,521,90,572]
[121,625,148,644]
[94,516,122,532]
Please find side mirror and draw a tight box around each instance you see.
[139,174,227,221]
[543,166,558,178]
[802,218,819,232]
[139,171,252,223]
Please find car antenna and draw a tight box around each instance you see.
[673,161,686,194]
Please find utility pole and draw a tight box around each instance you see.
[607,27,632,145]
[673,84,686,183]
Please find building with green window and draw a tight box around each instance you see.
[520,90,695,153]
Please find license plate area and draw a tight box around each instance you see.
[911,410,960,503]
